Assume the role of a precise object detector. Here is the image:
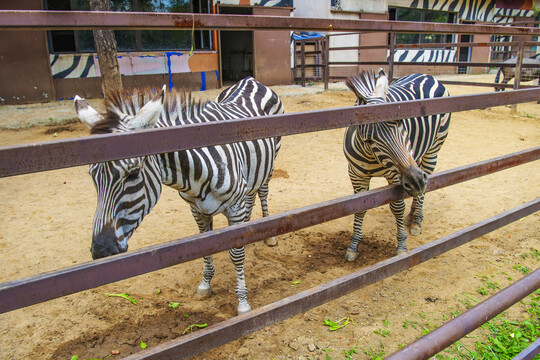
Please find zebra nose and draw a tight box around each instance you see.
[402,166,427,197]
[91,226,122,260]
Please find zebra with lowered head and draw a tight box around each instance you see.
[74,77,283,315]
[343,69,451,261]
[494,53,540,91]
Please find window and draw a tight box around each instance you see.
[389,7,455,46]
[45,0,212,53]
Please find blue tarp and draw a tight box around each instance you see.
[292,32,325,40]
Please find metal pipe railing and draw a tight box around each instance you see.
[1,89,540,178]
[120,199,540,360]
[1,11,539,35]
[385,268,540,360]
[1,147,538,314]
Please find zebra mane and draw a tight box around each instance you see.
[90,88,208,134]
[346,70,378,105]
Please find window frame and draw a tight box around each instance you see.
[45,0,213,54]
[389,6,456,48]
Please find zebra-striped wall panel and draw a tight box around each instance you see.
[50,52,218,89]
[407,0,534,22]
[390,49,456,63]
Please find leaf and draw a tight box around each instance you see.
[140,341,147,349]
[70,356,78,360]
[291,280,301,286]
[101,292,137,305]
[323,317,351,331]
[168,302,180,309]
[183,323,208,334]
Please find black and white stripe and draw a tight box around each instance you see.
[76,77,283,315]
[343,70,451,261]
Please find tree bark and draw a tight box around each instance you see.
[88,0,123,96]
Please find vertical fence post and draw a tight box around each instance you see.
[300,40,306,87]
[511,36,525,114]
[388,32,395,82]
[324,35,330,90]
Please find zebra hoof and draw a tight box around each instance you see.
[396,247,408,255]
[196,283,212,300]
[409,223,422,236]
[264,237,278,247]
[345,249,359,262]
[237,302,252,315]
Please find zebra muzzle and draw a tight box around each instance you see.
[401,166,428,197]
[91,225,124,260]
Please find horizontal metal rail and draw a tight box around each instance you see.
[439,81,539,89]
[329,61,540,68]
[386,267,540,360]
[119,199,540,360]
[513,337,540,360]
[1,88,540,178]
[1,11,540,35]
[328,41,529,51]
[0,147,537,314]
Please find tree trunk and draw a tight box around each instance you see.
[88,0,123,96]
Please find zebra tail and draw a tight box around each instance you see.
[346,70,377,104]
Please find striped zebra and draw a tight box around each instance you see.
[343,69,451,261]
[494,54,540,91]
[74,77,283,314]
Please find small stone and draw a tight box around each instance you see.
[288,341,299,351]
[307,343,317,352]
[236,347,249,356]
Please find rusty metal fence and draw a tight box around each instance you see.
[0,10,540,360]
[322,31,540,91]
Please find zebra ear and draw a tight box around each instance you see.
[126,85,166,130]
[74,95,104,128]
[372,69,388,98]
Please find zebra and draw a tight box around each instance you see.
[343,69,451,262]
[74,77,283,315]
[494,54,540,91]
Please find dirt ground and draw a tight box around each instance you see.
[0,75,539,360]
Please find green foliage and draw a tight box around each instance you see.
[182,323,208,334]
[101,292,137,305]
[446,290,540,359]
[373,328,390,337]
[323,317,352,331]
[363,342,385,360]
[168,302,180,309]
[140,341,147,349]
[342,348,358,360]
[322,348,333,360]
[513,264,532,275]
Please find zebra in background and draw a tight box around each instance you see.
[343,69,451,261]
[74,77,283,315]
[494,54,540,91]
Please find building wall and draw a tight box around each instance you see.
[0,0,54,104]
[51,51,219,100]
[253,7,293,85]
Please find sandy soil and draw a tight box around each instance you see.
[0,75,539,360]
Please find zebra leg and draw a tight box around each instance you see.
[406,129,447,236]
[405,195,424,236]
[258,182,277,247]
[390,200,408,254]
[345,172,370,262]
[190,205,215,300]
[225,201,252,315]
